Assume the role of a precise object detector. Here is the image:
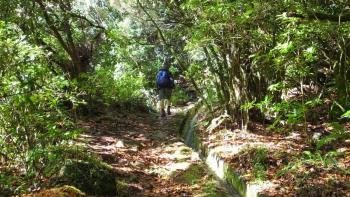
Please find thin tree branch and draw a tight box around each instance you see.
[34,0,72,56]
[69,13,105,30]
[287,12,350,23]
[136,0,168,45]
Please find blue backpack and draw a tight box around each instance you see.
[157,70,171,88]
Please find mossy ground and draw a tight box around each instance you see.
[173,163,230,196]
[22,185,85,197]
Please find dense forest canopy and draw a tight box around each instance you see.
[1,0,350,196]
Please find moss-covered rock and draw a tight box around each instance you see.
[201,180,228,197]
[57,159,117,196]
[174,164,206,184]
[23,185,85,197]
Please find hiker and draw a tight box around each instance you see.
[156,58,175,117]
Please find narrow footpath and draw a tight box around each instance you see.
[77,109,231,197]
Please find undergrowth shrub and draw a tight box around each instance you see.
[316,122,350,150]
[172,87,190,106]
[252,96,325,133]
[0,145,117,196]
[49,146,117,196]
[275,150,349,196]
[78,65,146,111]
[277,150,343,178]
[0,22,81,195]
[238,146,269,181]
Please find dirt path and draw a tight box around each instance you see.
[77,109,230,197]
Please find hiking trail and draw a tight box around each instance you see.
[77,108,231,197]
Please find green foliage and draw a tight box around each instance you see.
[115,71,145,104]
[239,146,269,181]
[341,110,350,119]
[0,21,80,194]
[172,87,190,106]
[253,163,267,181]
[247,99,305,131]
[184,62,218,110]
[174,164,206,185]
[251,147,269,181]
[59,159,117,196]
[316,123,350,150]
[0,170,18,196]
[0,145,116,196]
[184,0,350,125]
[277,150,343,178]
[241,100,256,111]
[29,145,116,195]
[302,151,340,168]
[253,96,327,132]
[79,65,146,108]
[201,179,228,197]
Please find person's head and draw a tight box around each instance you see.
[162,56,172,69]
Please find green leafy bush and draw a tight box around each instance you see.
[277,150,342,178]
[316,123,350,150]
[79,65,146,110]
[58,159,117,196]
[0,21,79,194]
[239,146,269,181]
[172,87,190,106]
